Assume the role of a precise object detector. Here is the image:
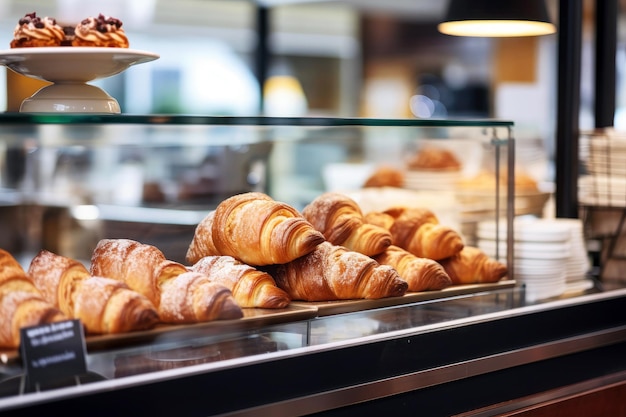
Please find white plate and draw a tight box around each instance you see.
[0,47,159,113]
[477,222,571,242]
[518,273,565,283]
[0,47,159,82]
[478,239,571,259]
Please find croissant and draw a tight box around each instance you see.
[190,256,290,309]
[266,241,408,301]
[91,239,243,323]
[438,246,508,285]
[91,239,188,307]
[158,271,243,323]
[28,250,159,334]
[0,249,67,348]
[373,245,452,292]
[187,192,325,266]
[365,207,464,260]
[302,192,392,257]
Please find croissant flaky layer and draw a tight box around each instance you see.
[159,272,243,323]
[268,241,408,301]
[185,211,220,263]
[374,245,452,292]
[302,192,392,256]
[187,192,325,266]
[438,246,508,285]
[28,249,90,315]
[0,249,67,348]
[72,277,160,333]
[366,207,464,261]
[190,256,290,309]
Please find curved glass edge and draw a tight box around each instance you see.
[0,113,514,128]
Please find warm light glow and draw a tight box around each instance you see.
[263,75,308,116]
[70,205,100,220]
[438,20,556,37]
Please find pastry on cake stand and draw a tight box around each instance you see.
[0,46,159,113]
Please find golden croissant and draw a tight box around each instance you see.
[365,207,464,260]
[187,192,325,266]
[438,246,508,285]
[91,239,243,323]
[302,192,392,257]
[266,241,408,301]
[28,250,160,334]
[190,255,290,309]
[374,245,452,292]
[0,249,67,348]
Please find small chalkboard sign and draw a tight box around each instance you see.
[19,319,87,391]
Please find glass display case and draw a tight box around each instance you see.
[2,115,623,416]
[0,115,517,265]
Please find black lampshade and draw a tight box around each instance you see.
[439,0,556,37]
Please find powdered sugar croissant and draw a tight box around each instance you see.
[302,192,392,257]
[91,239,243,323]
[0,249,67,348]
[91,238,188,307]
[374,245,452,292]
[190,255,291,309]
[187,192,325,266]
[365,207,464,260]
[159,271,243,323]
[266,241,408,301]
[28,250,159,334]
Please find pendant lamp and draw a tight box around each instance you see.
[438,0,556,37]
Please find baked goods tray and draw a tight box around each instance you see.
[0,304,318,364]
[291,280,516,316]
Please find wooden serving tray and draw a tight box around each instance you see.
[0,281,516,364]
[290,280,516,316]
[0,304,319,364]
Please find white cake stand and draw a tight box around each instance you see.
[0,47,159,113]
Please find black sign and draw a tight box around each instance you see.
[19,319,87,391]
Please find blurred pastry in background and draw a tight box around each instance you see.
[406,146,462,171]
[363,166,405,188]
[456,170,539,193]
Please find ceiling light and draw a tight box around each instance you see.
[438,0,556,37]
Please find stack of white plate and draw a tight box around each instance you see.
[477,218,591,302]
[578,175,626,207]
[587,133,626,176]
[554,218,592,282]
[580,133,626,206]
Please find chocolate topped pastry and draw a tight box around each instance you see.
[11,12,66,48]
[73,14,129,48]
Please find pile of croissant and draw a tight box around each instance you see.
[0,191,507,348]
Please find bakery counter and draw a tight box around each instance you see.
[2,283,626,416]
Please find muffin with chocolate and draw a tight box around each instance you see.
[73,14,129,48]
[10,12,65,48]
